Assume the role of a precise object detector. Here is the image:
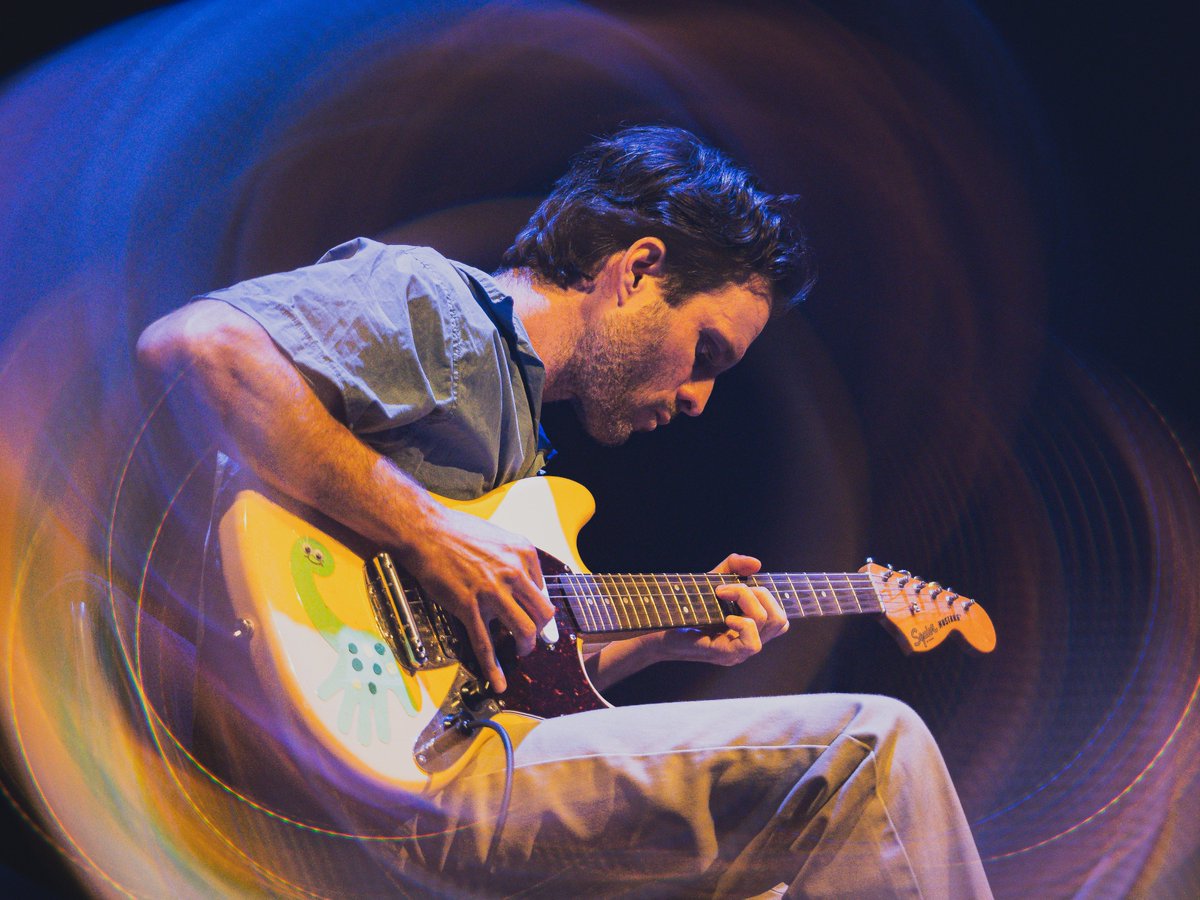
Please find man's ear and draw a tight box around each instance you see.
[619,237,667,303]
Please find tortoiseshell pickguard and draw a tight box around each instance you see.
[479,550,608,718]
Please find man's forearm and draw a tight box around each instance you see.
[585,633,672,692]
[136,299,441,563]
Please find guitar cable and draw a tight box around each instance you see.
[458,716,515,872]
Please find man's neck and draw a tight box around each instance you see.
[492,268,585,402]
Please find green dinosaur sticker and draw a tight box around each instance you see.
[290,537,421,746]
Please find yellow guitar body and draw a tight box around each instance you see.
[217,475,604,795]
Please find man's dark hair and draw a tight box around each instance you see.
[500,125,815,312]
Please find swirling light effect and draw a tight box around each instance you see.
[1,1,1196,896]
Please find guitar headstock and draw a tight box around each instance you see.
[859,561,996,654]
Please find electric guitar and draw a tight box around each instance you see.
[218,476,995,793]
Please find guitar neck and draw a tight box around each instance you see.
[550,572,883,635]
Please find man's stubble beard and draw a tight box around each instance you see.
[565,302,674,447]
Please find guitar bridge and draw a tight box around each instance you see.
[364,552,428,672]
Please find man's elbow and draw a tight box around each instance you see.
[135,313,187,378]
[135,300,250,381]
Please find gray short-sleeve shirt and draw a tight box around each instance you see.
[202,238,548,500]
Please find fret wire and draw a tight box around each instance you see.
[583,574,600,631]
[586,573,608,630]
[692,574,707,625]
[567,574,587,632]
[822,573,845,615]
[618,573,638,630]
[752,574,778,613]
[628,573,652,629]
[655,575,673,628]
[800,574,822,617]
[819,573,835,613]
[583,575,601,629]
[841,573,863,614]
[671,574,694,625]
[667,578,686,628]
[634,573,661,629]
[806,574,820,614]
[693,575,712,624]
[758,574,784,615]
[629,574,647,629]
[781,574,801,615]
[855,577,883,612]
[624,573,643,628]
[828,573,847,614]
[818,574,837,615]
[652,578,672,628]
[600,574,622,631]
[616,574,634,630]
[587,574,608,631]
[689,574,709,624]
[575,574,600,632]
[682,572,699,624]
[798,573,817,617]
[832,573,857,614]
[559,574,581,630]
[642,574,672,628]
[609,573,628,628]
[614,573,636,629]
[558,574,578,629]
[618,573,642,630]
[793,573,812,617]
[779,574,804,618]
[671,574,691,626]
[614,573,633,628]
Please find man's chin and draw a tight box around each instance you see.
[574,403,634,446]
[586,423,633,447]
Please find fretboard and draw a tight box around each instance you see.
[548,572,883,635]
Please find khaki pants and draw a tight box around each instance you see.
[403,694,994,898]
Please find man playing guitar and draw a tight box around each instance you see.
[138,125,992,897]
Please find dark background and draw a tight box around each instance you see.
[1,2,1194,896]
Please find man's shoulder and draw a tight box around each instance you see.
[316,238,459,282]
[313,238,489,309]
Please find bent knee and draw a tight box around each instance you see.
[841,693,937,753]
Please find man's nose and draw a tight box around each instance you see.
[677,379,714,416]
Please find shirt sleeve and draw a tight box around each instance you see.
[200,238,461,432]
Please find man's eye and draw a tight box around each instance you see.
[696,340,713,365]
